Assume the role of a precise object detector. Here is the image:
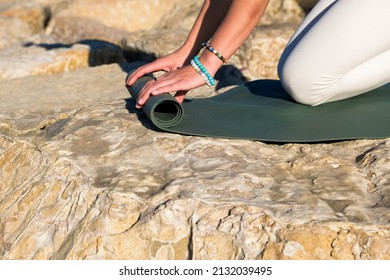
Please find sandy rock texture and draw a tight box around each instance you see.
[1,0,390,260]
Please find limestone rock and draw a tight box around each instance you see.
[158,0,203,31]
[54,0,193,33]
[122,29,188,62]
[0,41,125,81]
[120,1,303,80]
[46,0,305,38]
[160,0,305,31]
[0,64,389,260]
[0,16,28,50]
[121,25,296,81]
[234,25,296,80]
[0,1,48,33]
[261,0,305,26]
[45,16,130,45]
[0,0,389,261]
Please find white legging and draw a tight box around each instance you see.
[278,0,390,105]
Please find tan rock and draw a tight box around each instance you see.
[0,64,389,260]
[0,41,124,81]
[0,16,34,50]
[122,2,303,80]
[47,0,305,37]
[0,0,389,261]
[55,0,194,33]
[234,25,296,80]
[122,24,296,81]
[45,16,130,45]
[0,2,48,33]
[158,0,203,31]
[160,0,305,31]
[122,29,188,61]
[261,0,305,26]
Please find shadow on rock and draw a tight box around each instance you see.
[124,97,164,133]
[23,39,158,68]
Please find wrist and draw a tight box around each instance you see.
[198,50,224,77]
[190,57,216,87]
[174,43,199,66]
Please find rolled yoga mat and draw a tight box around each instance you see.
[127,75,390,143]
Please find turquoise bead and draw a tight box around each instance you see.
[192,55,215,87]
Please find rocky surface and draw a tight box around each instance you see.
[1,0,389,260]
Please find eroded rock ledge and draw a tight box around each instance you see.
[1,0,389,260]
[1,64,389,260]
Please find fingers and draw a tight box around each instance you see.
[125,60,164,87]
[174,90,188,103]
[135,78,168,108]
[135,66,204,109]
[135,75,177,109]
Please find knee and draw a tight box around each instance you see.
[278,61,320,106]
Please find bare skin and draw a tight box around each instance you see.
[125,0,270,109]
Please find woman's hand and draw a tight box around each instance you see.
[125,48,209,109]
[131,64,205,109]
[126,51,223,109]
[126,50,186,87]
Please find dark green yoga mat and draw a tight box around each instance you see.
[127,75,390,142]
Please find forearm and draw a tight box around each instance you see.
[199,0,270,74]
[128,0,269,107]
[180,0,233,62]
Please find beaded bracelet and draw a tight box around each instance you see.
[201,42,227,64]
[190,60,211,86]
[191,56,215,87]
